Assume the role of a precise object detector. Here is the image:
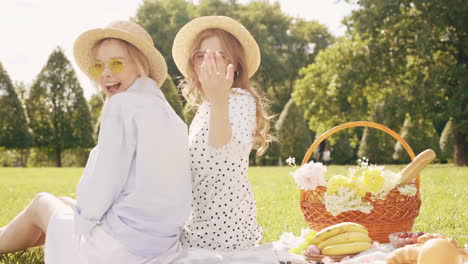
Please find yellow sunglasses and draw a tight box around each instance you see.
[88,58,126,79]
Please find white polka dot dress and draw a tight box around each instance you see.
[180,88,262,251]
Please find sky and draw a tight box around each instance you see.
[0,0,358,99]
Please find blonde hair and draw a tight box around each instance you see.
[179,29,273,155]
[90,38,150,80]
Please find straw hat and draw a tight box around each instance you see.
[74,20,167,87]
[172,16,260,78]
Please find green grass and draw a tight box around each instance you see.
[0,165,467,263]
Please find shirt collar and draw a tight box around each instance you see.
[127,77,166,101]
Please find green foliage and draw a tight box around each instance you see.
[160,76,184,120]
[134,0,195,80]
[237,1,333,115]
[344,0,468,164]
[88,93,104,141]
[182,103,196,126]
[393,114,442,163]
[328,130,357,165]
[358,105,405,164]
[293,37,374,133]
[358,128,397,164]
[275,99,312,163]
[0,148,29,167]
[0,62,32,149]
[26,47,94,167]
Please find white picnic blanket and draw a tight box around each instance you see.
[169,230,393,264]
[170,230,468,264]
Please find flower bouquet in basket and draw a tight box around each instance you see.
[288,156,424,217]
[289,122,438,245]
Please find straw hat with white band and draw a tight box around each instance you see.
[172,16,260,78]
[74,20,167,87]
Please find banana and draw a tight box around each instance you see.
[311,222,368,244]
[318,232,371,250]
[322,241,372,255]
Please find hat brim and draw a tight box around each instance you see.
[172,16,260,78]
[74,28,167,87]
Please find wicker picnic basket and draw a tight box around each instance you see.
[300,121,422,243]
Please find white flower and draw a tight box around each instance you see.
[372,169,401,198]
[290,160,327,190]
[397,184,417,196]
[286,156,296,166]
[324,186,373,216]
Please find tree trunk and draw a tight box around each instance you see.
[453,129,468,166]
[56,146,62,167]
[18,149,30,167]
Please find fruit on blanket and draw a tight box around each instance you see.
[417,238,464,264]
[311,222,368,244]
[321,241,372,255]
[389,231,426,248]
[305,245,321,255]
[318,231,371,250]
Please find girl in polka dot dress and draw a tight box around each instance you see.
[172,16,273,251]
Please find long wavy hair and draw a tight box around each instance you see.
[179,29,273,155]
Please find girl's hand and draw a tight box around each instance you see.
[199,50,234,104]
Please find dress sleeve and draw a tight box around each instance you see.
[207,92,257,158]
[74,94,136,237]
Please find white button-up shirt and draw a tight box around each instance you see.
[74,77,191,257]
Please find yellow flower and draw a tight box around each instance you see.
[349,176,367,197]
[359,169,385,193]
[326,175,350,194]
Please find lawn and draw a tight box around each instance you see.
[0,165,467,263]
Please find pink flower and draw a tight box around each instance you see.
[290,161,327,190]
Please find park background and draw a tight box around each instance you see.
[1,0,467,167]
[0,0,467,263]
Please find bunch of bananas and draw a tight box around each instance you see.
[311,222,372,255]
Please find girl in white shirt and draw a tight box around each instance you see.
[0,20,191,264]
[172,16,273,251]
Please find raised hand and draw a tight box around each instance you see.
[199,49,234,103]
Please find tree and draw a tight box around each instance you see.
[358,103,406,164]
[160,76,184,120]
[393,114,442,163]
[275,98,313,164]
[88,93,104,141]
[344,0,468,165]
[237,2,333,114]
[329,130,357,165]
[439,118,455,163]
[26,47,94,167]
[293,37,377,134]
[0,62,32,150]
[134,0,195,80]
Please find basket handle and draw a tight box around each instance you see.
[301,121,419,187]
